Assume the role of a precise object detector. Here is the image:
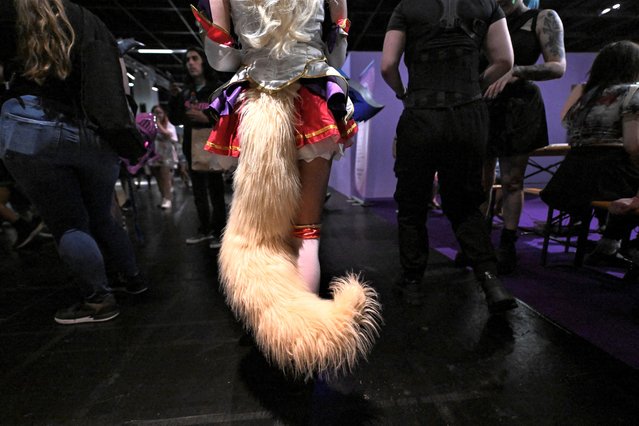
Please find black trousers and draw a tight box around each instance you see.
[189,169,227,237]
[394,101,497,281]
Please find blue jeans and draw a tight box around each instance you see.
[0,96,138,300]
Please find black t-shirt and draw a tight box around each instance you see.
[386,0,504,107]
[387,0,503,63]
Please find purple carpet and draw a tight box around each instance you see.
[369,195,639,369]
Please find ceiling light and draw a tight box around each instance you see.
[126,72,135,80]
[600,7,611,14]
[151,86,159,92]
[128,82,134,87]
[612,3,620,9]
[137,49,187,54]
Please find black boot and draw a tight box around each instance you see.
[497,229,518,274]
[479,272,517,314]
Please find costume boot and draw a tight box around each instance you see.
[479,272,517,314]
[497,228,518,274]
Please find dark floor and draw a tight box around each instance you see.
[1,183,639,425]
[370,195,639,370]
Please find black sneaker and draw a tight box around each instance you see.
[584,251,632,268]
[393,278,424,306]
[54,294,119,324]
[111,272,148,295]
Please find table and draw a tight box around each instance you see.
[525,143,571,180]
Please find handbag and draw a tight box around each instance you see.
[191,127,236,172]
[191,127,214,171]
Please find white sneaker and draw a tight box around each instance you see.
[160,198,172,209]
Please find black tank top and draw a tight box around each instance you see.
[508,9,542,67]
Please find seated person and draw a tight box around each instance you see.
[541,41,639,265]
[0,160,43,249]
[607,196,639,267]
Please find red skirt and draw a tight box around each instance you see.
[204,86,357,157]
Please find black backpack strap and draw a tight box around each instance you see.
[440,0,458,30]
[439,0,488,47]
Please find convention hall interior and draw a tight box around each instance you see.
[1,0,639,424]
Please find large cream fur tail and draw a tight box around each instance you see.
[219,85,381,378]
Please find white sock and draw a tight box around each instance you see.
[298,238,320,293]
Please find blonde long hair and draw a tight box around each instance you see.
[237,0,322,58]
[15,0,76,85]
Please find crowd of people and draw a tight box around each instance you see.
[1,0,638,376]
[1,0,148,324]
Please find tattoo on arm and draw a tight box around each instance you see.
[514,10,565,81]
[513,63,554,80]
[541,10,565,60]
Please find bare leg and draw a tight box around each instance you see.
[480,157,498,217]
[495,154,529,273]
[296,157,332,293]
[178,162,191,189]
[499,154,529,231]
[151,166,172,201]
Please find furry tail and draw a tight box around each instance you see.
[219,85,381,378]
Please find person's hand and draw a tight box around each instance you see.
[156,122,172,137]
[185,109,210,124]
[484,69,518,100]
[609,196,639,215]
[169,82,181,98]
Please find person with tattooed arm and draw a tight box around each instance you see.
[481,0,566,274]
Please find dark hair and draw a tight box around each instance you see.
[584,41,639,93]
[151,104,168,124]
[183,46,219,87]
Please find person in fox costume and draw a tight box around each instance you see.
[191,0,382,378]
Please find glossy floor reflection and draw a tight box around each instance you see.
[1,184,638,425]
